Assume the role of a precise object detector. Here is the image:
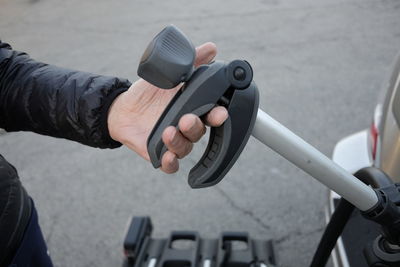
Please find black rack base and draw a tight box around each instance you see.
[123,217,278,267]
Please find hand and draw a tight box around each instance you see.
[107,42,228,173]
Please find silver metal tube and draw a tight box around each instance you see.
[252,109,378,211]
[203,259,211,267]
[148,258,157,267]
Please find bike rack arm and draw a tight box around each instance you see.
[252,109,379,211]
[138,25,379,212]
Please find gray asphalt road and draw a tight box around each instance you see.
[1,0,400,266]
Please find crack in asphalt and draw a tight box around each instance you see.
[214,186,271,231]
[275,226,325,244]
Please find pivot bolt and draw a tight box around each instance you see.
[234,67,246,81]
[227,60,253,89]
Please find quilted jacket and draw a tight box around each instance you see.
[0,40,131,265]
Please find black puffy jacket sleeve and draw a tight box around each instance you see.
[0,41,132,148]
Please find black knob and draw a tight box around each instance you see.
[137,25,196,89]
[227,60,253,89]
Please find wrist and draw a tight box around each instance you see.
[107,91,127,142]
[100,87,128,147]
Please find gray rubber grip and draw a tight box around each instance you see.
[138,25,196,89]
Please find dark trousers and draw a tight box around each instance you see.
[9,200,53,267]
[0,155,53,267]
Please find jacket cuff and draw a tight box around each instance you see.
[99,86,129,148]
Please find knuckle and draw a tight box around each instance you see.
[185,142,194,155]
[162,152,178,173]
[177,142,193,159]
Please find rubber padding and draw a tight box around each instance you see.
[138,25,195,89]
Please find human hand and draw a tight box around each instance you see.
[107,42,228,173]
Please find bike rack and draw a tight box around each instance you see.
[124,25,400,267]
[123,217,277,267]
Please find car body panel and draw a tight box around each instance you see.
[379,67,400,181]
[332,130,372,174]
[380,110,400,181]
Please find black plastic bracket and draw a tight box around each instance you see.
[361,183,400,266]
[362,184,400,245]
[123,217,153,263]
[123,217,277,267]
[364,235,400,266]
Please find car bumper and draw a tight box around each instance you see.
[329,130,373,267]
[332,130,373,174]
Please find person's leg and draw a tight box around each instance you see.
[0,155,52,266]
[10,199,53,267]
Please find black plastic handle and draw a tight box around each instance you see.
[139,25,259,188]
[187,80,259,188]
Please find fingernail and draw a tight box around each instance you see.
[188,117,197,131]
[171,129,178,146]
[217,107,229,121]
[172,157,179,170]
[221,108,228,120]
[168,156,178,172]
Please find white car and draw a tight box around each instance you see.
[328,53,400,267]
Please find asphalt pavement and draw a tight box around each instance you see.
[1,0,400,266]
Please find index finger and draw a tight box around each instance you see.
[204,106,229,127]
[194,42,217,67]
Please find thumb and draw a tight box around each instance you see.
[194,42,217,67]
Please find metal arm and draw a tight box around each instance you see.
[252,109,378,211]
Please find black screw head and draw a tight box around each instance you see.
[234,67,246,81]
